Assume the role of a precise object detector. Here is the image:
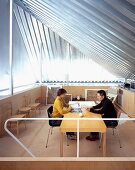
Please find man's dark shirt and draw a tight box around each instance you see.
[90,98,117,118]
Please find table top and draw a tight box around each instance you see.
[60,112,107,133]
[29,103,40,108]
[19,107,31,112]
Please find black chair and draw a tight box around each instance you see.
[99,113,122,149]
[46,106,62,148]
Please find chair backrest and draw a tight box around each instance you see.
[23,95,31,107]
[47,106,53,118]
[47,106,54,126]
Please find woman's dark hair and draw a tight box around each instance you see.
[57,88,67,96]
[97,90,106,98]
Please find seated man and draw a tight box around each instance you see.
[52,88,76,140]
[85,90,118,141]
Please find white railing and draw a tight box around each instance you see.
[4,117,134,158]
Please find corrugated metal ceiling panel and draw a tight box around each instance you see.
[14,0,135,79]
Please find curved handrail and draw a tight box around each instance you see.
[4,117,134,157]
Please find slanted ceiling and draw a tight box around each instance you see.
[14,0,135,79]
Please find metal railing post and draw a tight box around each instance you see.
[77,119,80,158]
[9,0,13,95]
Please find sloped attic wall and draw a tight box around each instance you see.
[14,0,135,80]
[14,4,120,82]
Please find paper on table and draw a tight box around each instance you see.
[70,103,80,109]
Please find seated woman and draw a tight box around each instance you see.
[82,90,118,141]
[52,88,76,140]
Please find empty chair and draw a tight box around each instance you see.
[24,95,41,116]
[19,96,31,117]
[1,102,27,137]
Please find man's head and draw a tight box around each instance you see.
[97,90,106,101]
[57,88,67,98]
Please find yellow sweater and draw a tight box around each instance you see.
[52,96,71,118]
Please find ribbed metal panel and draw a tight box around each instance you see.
[14,0,135,79]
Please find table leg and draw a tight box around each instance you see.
[35,108,36,117]
[39,107,41,114]
[102,132,106,157]
[17,121,19,137]
[27,111,30,118]
[24,118,26,129]
[60,132,63,157]
[10,122,12,128]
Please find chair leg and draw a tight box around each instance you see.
[46,127,52,148]
[24,120,26,129]
[39,108,41,114]
[99,133,102,149]
[35,108,37,117]
[16,121,19,138]
[51,127,53,135]
[66,135,69,146]
[115,127,122,148]
[112,128,115,135]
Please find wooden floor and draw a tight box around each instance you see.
[0,105,135,157]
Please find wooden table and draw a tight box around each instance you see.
[60,112,107,157]
[19,107,31,117]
